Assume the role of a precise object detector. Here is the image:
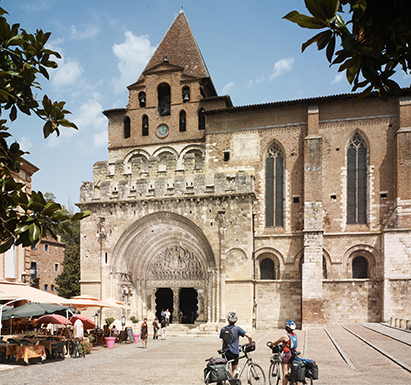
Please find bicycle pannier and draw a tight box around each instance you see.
[204,364,228,383]
[304,359,319,380]
[290,359,305,382]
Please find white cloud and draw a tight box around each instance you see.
[51,59,84,89]
[70,24,101,40]
[331,73,344,85]
[221,82,236,95]
[46,95,107,149]
[19,136,32,152]
[269,57,295,81]
[93,130,108,149]
[111,31,157,93]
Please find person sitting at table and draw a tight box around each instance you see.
[111,325,118,337]
[103,324,109,337]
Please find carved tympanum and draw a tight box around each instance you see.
[149,246,203,280]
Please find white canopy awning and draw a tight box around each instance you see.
[0,281,68,304]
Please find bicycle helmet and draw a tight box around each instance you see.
[227,312,238,324]
[285,320,296,332]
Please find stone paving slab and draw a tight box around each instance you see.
[0,326,411,385]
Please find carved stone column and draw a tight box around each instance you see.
[172,288,179,324]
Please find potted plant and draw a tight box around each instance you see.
[130,316,140,343]
[104,317,116,348]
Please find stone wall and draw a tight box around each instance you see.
[323,280,383,323]
[255,280,302,329]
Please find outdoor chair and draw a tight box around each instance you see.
[19,339,31,346]
[69,340,85,358]
[7,338,20,345]
[51,341,66,360]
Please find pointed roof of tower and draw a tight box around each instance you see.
[135,10,212,83]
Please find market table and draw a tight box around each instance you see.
[16,345,46,364]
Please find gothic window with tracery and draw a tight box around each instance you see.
[347,133,367,224]
[266,144,284,227]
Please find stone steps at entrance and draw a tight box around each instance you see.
[166,322,219,336]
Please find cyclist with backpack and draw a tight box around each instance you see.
[269,320,298,385]
[219,312,253,378]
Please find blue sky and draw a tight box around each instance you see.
[3,0,411,210]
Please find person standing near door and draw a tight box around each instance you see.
[161,317,167,340]
[165,309,171,326]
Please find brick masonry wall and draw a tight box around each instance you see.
[31,239,65,292]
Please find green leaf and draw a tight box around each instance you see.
[28,223,40,244]
[304,0,339,21]
[356,85,373,102]
[346,54,361,84]
[326,35,336,63]
[0,236,14,253]
[283,11,327,29]
[317,30,332,50]
[10,105,17,121]
[72,210,92,221]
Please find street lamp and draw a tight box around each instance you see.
[29,266,39,288]
[121,315,126,330]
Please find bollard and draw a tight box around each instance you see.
[400,319,406,329]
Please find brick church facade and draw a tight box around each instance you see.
[78,10,411,329]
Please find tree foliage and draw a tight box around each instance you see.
[284,0,411,101]
[55,219,80,298]
[0,2,90,252]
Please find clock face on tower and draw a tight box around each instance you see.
[156,124,169,138]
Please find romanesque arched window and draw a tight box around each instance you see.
[260,258,275,280]
[352,256,368,278]
[347,133,367,224]
[198,108,205,130]
[179,110,186,132]
[158,83,170,116]
[182,86,190,103]
[139,91,146,108]
[266,144,284,227]
[142,115,149,136]
[124,116,130,139]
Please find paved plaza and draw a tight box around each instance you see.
[1,326,411,385]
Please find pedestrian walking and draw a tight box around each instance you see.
[152,317,159,339]
[140,318,148,349]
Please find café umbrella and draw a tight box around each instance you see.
[70,314,95,330]
[1,302,69,320]
[35,314,72,325]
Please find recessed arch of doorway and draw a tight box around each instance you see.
[111,211,216,323]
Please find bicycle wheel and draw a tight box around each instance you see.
[247,362,266,385]
[204,370,211,384]
[268,361,281,385]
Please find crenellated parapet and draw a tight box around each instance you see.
[81,158,253,202]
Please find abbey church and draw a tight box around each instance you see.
[78,10,411,329]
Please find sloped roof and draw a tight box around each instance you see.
[136,10,210,82]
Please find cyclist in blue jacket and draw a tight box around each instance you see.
[270,320,298,385]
